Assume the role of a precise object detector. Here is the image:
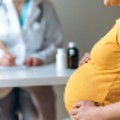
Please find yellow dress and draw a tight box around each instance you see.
[64,19,120,111]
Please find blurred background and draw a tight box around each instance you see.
[52,0,120,55]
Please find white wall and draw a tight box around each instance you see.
[51,0,120,120]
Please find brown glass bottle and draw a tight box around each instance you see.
[67,42,79,69]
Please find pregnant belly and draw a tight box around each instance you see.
[64,63,116,111]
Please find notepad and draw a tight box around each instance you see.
[0,65,28,70]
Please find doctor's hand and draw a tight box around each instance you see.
[69,101,102,120]
[0,53,16,66]
[24,57,44,66]
[79,52,90,66]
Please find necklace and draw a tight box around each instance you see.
[13,0,25,15]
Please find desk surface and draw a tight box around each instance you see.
[0,63,74,87]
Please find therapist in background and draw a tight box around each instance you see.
[0,0,63,120]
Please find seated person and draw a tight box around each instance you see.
[0,0,63,120]
[64,0,120,115]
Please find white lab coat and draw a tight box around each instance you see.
[0,0,63,65]
[0,0,63,98]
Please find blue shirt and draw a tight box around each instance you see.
[19,0,30,27]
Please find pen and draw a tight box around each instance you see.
[0,40,16,65]
[0,40,9,54]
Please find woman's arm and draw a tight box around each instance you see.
[69,101,120,120]
[101,102,120,120]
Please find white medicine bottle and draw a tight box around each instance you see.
[56,48,67,70]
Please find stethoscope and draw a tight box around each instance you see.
[32,3,43,30]
[0,0,8,12]
[0,0,2,5]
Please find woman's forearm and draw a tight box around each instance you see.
[100,102,120,120]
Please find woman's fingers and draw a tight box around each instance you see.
[24,58,33,66]
[24,58,43,66]
[69,101,98,120]
[0,53,16,66]
[32,58,43,66]
[79,52,90,66]
[73,101,85,108]
[69,109,79,116]
[73,101,96,109]
[4,53,15,61]
[32,58,40,66]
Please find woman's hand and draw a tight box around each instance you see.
[24,57,44,66]
[0,53,16,66]
[79,52,90,66]
[69,101,103,120]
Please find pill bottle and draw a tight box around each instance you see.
[67,42,79,69]
[56,48,67,70]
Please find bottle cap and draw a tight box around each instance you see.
[57,48,65,54]
[68,42,75,48]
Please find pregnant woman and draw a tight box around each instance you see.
[64,0,120,119]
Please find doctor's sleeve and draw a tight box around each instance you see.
[0,6,8,58]
[30,3,63,64]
